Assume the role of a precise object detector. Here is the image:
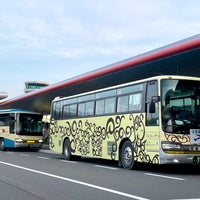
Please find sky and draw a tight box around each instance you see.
[1,0,200,99]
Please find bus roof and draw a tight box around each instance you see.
[1,34,200,114]
[0,109,41,114]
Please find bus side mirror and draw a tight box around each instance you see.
[50,119,55,125]
[149,96,160,113]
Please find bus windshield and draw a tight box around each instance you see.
[17,113,43,136]
[161,79,200,134]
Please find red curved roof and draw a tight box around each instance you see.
[1,34,200,113]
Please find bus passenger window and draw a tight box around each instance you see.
[85,101,94,116]
[52,101,62,120]
[78,103,85,117]
[117,95,129,113]
[63,105,70,118]
[69,104,77,117]
[95,100,104,115]
[105,97,116,114]
[129,93,142,111]
[63,104,77,118]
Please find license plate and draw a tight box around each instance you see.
[27,140,35,144]
[193,156,200,165]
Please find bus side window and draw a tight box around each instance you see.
[63,105,70,118]
[78,103,85,117]
[129,93,142,111]
[69,104,77,118]
[105,97,116,114]
[0,121,4,126]
[63,104,77,119]
[85,101,94,116]
[0,114,8,126]
[146,81,159,126]
[52,101,62,120]
[95,99,105,115]
[0,114,15,133]
[117,95,129,113]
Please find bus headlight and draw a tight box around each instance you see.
[15,138,24,143]
[161,141,182,150]
[38,139,43,143]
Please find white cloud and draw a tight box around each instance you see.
[0,0,200,61]
[1,0,200,98]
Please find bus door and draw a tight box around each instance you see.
[0,113,15,148]
[5,114,16,147]
[145,80,160,158]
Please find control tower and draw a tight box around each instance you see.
[0,92,8,100]
[24,81,49,93]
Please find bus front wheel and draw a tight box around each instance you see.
[0,138,5,151]
[120,140,134,169]
[63,139,71,160]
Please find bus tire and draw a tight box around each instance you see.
[0,138,5,151]
[63,139,71,160]
[120,140,134,169]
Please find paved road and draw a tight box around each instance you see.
[0,148,199,200]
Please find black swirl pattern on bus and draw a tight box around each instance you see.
[164,132,190,143]
[49,114,159,164]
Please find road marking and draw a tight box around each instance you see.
[145,173,185,181]
[0,160,149,200]
[6,152,14,155]
[39,149,60,154]
[170,199,200,200]
[61,160,77,164]
[20,154,30,157]
[37,156,50,160]
[94,165,119,170]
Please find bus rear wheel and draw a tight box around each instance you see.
[120,140,134,169]
[63,139,71,160]
[0,138,5,151]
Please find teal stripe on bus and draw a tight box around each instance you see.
[4,138,15,148]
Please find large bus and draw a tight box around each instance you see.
[0,109,43,150]
[49,75,200,169]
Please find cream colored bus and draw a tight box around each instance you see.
[50,75,200,169]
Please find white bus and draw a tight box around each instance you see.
[50,75,200,169]
[0,109,43,150]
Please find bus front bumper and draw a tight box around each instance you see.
[160,149,200,165]
[15,139,43,149]
[15,143,43,149]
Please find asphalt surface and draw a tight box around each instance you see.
[0,147,199,200]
